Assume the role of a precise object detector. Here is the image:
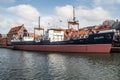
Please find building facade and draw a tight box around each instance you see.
[7,24,26,45]
[0,34,7,47]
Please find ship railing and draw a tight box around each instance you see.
[35,40,40,42]
[11,39,21,42]
[78,35,89,39]
[98,29,116,33]
[23,37,34,41]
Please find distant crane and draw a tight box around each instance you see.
[68,6,79,30]
[34,16,44,40]
[65,6,80,40]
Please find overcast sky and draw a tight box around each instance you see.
[0,0,120,34]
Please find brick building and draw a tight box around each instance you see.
[0,34,2,39]
[0,38,7,47]
[7,24,40,45]
[0,34,2,46]
[7,24,26,45]
[0,34,7,47]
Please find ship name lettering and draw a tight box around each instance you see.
[94,36,104,39]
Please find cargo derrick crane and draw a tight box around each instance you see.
[34,16,44,40]
[66,7,79,39]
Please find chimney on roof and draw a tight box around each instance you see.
[116,19,119,22]
[22,24,24,27]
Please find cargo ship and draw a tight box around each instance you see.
[11,31,115,53]
[11,8,116,53]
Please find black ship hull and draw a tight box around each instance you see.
[11,31,114,45]
[11,31,115,53]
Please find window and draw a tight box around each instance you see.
[54,30,61,33]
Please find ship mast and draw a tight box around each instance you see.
[65,7,80,40]
[38,16,40,28]
[34,16,44,40]
[73,6,75,22]
[68,6,79,30]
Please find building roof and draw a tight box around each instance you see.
[8,24,24,35]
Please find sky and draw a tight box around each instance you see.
[0,0,120,34]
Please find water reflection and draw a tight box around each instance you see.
[48,53,67,80]
[0,48,120,80]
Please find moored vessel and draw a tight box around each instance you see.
[11,7,115,53]
[11,29,115,53]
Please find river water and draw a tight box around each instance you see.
[0,48,120,80]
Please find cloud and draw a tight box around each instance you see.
[7,4,40,21]
[77,7,111,21]
[0,4,41,34]
[0,15,4,22]
[41,16,68,29]
[0,4,112,34]
[0,15,13,34]
[55,5,73,18]
[94,0,120,4]
[55,5,111,27]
